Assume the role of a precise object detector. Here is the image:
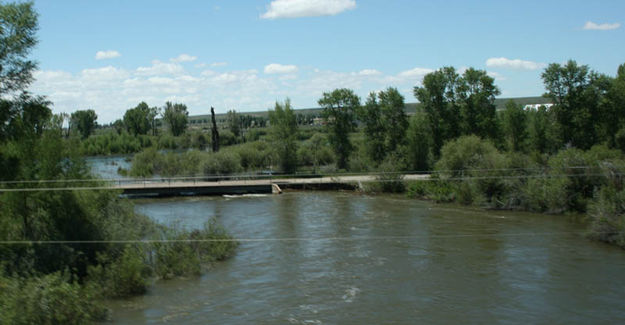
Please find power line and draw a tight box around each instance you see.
[0,172,621,192]
[0,165,616,186]
[0,231,592,245]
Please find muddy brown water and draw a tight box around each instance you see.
[107,192,625,324]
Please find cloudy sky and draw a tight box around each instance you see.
[30,0,624,123]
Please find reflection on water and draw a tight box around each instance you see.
[109,192,625,324]
[85,156,131,179]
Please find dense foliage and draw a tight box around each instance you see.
[162,101,188,136]
[318,88,360,170]
[269,99,298,173]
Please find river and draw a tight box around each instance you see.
[106,191,625,323]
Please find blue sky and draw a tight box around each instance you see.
[28,0,624,123]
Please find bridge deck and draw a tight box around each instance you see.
[115,174,429,197]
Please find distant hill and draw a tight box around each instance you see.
[187,96,551,126]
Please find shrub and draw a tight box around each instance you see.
[152,220,237,279]
[435,135,508,206]
[373,157,406,193]
[129,147,161,177]
[87,245,151,298]
[200,150,243,176]
[587,186,625,247]
[0,272,108,324]
[219,130,237,147]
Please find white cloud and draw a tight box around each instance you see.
[136,60,185,76]
[397,67,434,79]
[486,57,545,70]
[170,54,197,62]
[81,66,129,80]
[30,60,439,123]
[210,62,228,67]
[358,69,382,76]
[583,21,620,30]
[95,50,121,60]
[264,63,299,74]
[487,71,506,81]
[261,0,356,19]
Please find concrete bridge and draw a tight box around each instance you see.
[0,174,430,197]
[114,174,429,197]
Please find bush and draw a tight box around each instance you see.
[0,272,108,324]
[219,130,237,147]
[371,157,406,193]
[435,135,508,206]
[87,246,151,298]
[406,179,455,203]
[587,186,625,247]
[200,150,243,176]
[244,129,267,142]
[234,141,273,170]
[129,147,161,177]
[152,220,237,279]
[545,145,623,212]
[157,134,179,150]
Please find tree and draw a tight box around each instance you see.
[502,101,528,152]
[406,112,432,171]
[70,109,97,139]
[210,107,219,152]
[0,2,38,96]
[318,88,360,170]
[458,68,500,139]
[269,99,298,174]
[605,63,625,148]
[379,87,408,153]
[227,109,241,138]
[162,101,188,136]
[528,105,556,154]
[112,119,124,135]
[123,102,157,136]
[541,60,609,149]
[414,67,461,158]
[360,92,386,164]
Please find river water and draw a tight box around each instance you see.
[85,156,131,180]
[108,192,625,324]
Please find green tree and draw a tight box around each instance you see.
[269,99,298,173]
[527,105,557,154]
[360,92,386,164]
[0,2,38,95]
[605,63,625,148]
[123,101,157,136]
[226,109,241,138]
[406,112,431,171]
[541,60,609,149]
[502,101,528,152]
[414,67,461,158]
[318,88,360,170]
[162,101,188,136]
[458,68,501,140]
[379,87,408,153]
[70,109,97,139]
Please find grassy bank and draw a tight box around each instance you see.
[359,136,625,248]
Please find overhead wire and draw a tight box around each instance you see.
[0,231,596,245]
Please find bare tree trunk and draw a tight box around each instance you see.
[211,107,220,152]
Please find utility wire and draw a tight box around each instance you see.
[0,172,622,192]
[0,231,593,245]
